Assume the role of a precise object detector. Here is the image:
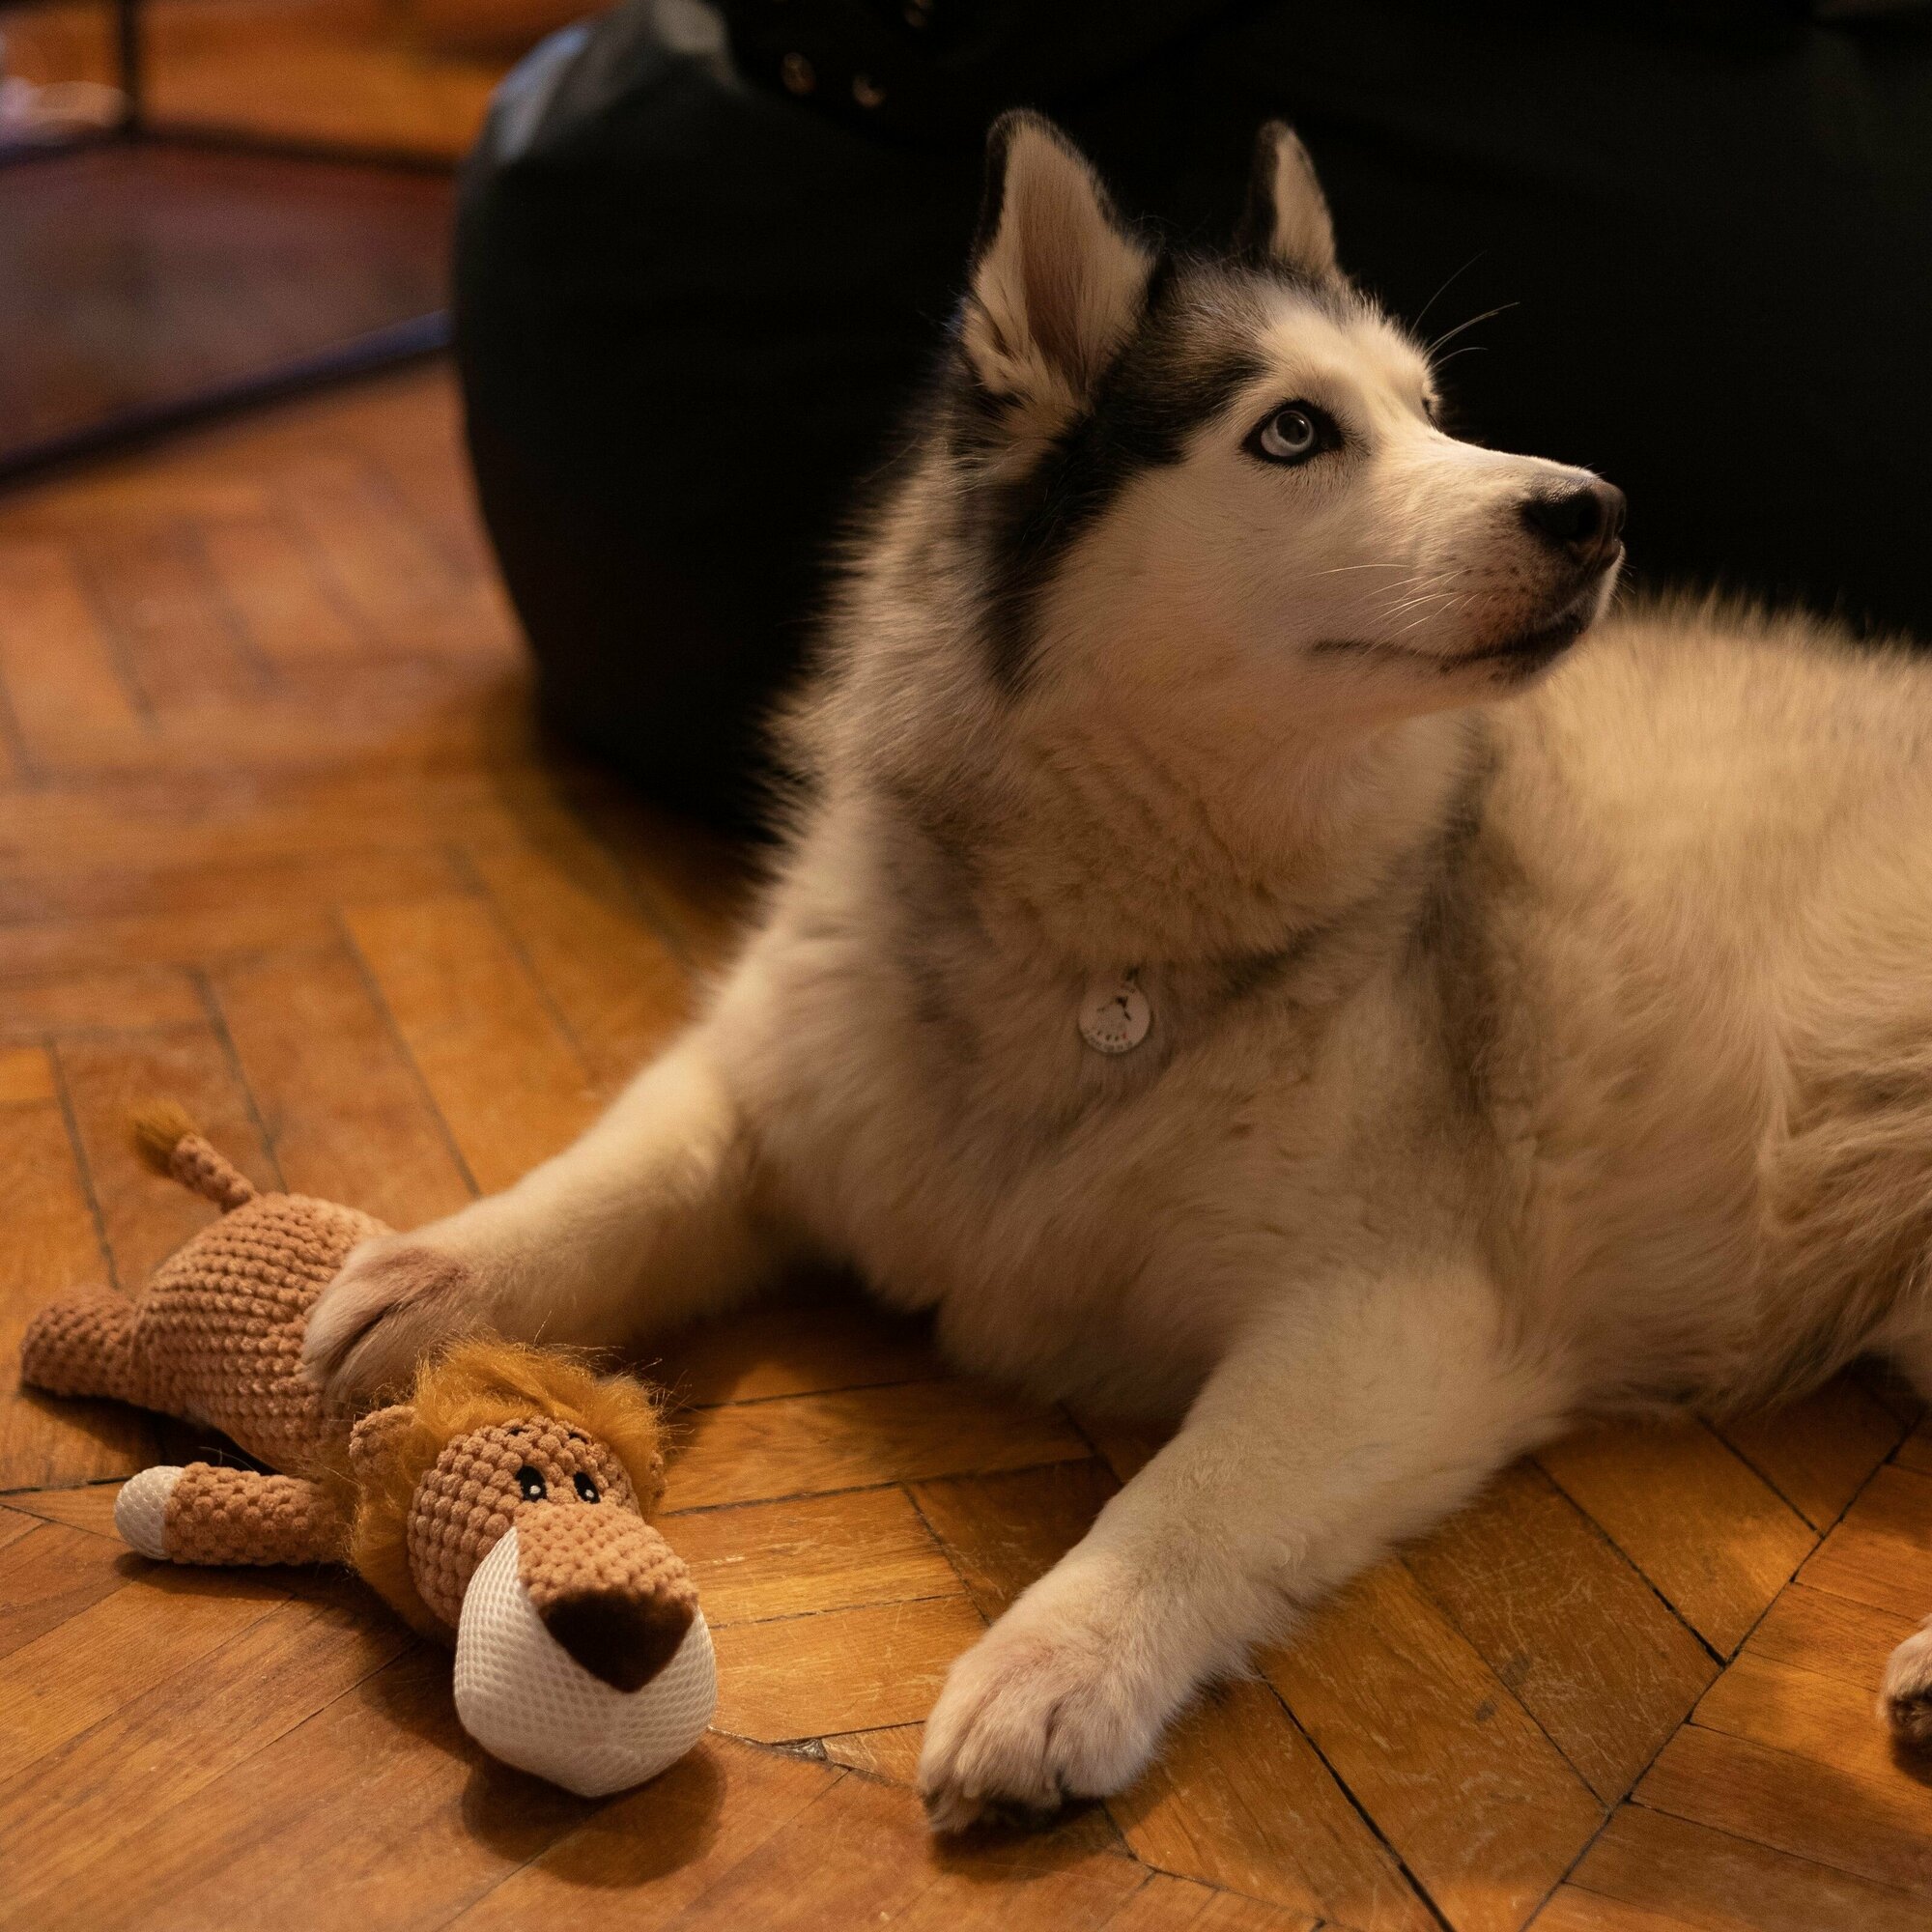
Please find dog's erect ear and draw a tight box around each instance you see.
[1235,121,1339,282]
[960,111,1152,416]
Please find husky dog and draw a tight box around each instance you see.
[308,112,1932,1822]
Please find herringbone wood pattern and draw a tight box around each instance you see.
[3,367,1929,1931]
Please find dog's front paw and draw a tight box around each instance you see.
[1882,1620,1932,1747]
[303,1230,483,1399]
[917,1586,1168,1833]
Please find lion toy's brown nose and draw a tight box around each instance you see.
[515,1503,697,1690]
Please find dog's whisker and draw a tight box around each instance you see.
[1426,300,1519,358]
[1409,252,1487,336]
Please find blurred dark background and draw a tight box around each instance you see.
[7,0,1929,828]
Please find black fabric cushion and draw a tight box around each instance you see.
[455,0,1932,829]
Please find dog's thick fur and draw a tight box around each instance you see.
[306,114,1932,1818]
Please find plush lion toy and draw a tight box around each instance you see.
[18,1106,716,1797]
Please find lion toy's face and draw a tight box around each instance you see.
[350,1345,716,1796]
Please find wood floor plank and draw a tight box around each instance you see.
[573,786,762,974]
[663,1380,1090,1513]
[0,1092,156,1487]
[56,1022,280,1291]
[4,1482,126,1539]
[1109,1674,1436,1932]
[822,1722,927,1783]
[276,450,514,658]
[1548,1802,1930,1932]
[1798,1464,1932,1619]
[0,965,203,1041]
[1538,1421,1815,1656]
[911,1459,1120,1619]
[2,1577,412,1927]
[710,1592,986,1742]
[1895,1417,1932,1474]
[637,1765,1133,1932]
[1066,1406,1176,1485]
[212,939,475,1229]
[663,1289,944,1407]
[1264,1557,1605,1932]
[77,522,271,715]
[447,1735,838,1930]
[0,1558,294,1782]
[1406,1461,1717,1803]
[1530,1889,1697,1931]
[0,842,460,927]
[0,1518,129,1662]
[0,898,344,977]
[1099,1874,1321,1932]
[1713,1374,1906,1532]
[0,1043,56,1104]
[1741,1583,1922,1693]
[41,1642,587,1932]
[0,536,148,767]
[669,1486,960,1628]
[882,1828,1147,1932]
[197,511,370,666]
[1636,1725,1932,1897]
[0,469,270,535]
[465,828,693,1094]
[343,891,599,1194]
[1691,1652,1911,1789]
[0,766,530,875]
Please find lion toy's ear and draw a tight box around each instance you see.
[348,1403,414,1483]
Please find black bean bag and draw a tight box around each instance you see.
[455,0,1932,829]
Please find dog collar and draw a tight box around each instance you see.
[1080,972,1151,1054]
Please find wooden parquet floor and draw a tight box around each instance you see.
[3,366,1931,1931]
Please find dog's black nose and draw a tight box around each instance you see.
[1521,481,1626,561]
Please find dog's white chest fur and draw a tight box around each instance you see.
[723,849,1446,1417]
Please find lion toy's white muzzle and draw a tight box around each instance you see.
[452,1526,717,1796]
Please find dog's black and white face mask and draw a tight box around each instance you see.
[951,113,1625,724]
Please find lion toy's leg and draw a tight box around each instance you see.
[18,1289,141,1406]
[115,1464,346,1567]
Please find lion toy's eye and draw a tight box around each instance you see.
[574,1471,600,1503]
[516,1464,547,1502]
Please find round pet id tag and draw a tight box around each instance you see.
[1079,974,1151,1055]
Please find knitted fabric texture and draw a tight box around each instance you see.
[405,1420,638,1632]
[163,1463,348,1566]
[18,1134,380,1479]
[517,1504,697,1623]
[17,1287,138,1403]
[167,1131,259,1213]
[453,1530,717,1797]
[133,1190,383,1471]
[19,1117,709,1797]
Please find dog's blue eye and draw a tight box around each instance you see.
[1247,404,1328,467]
[516,1464,547,1502]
